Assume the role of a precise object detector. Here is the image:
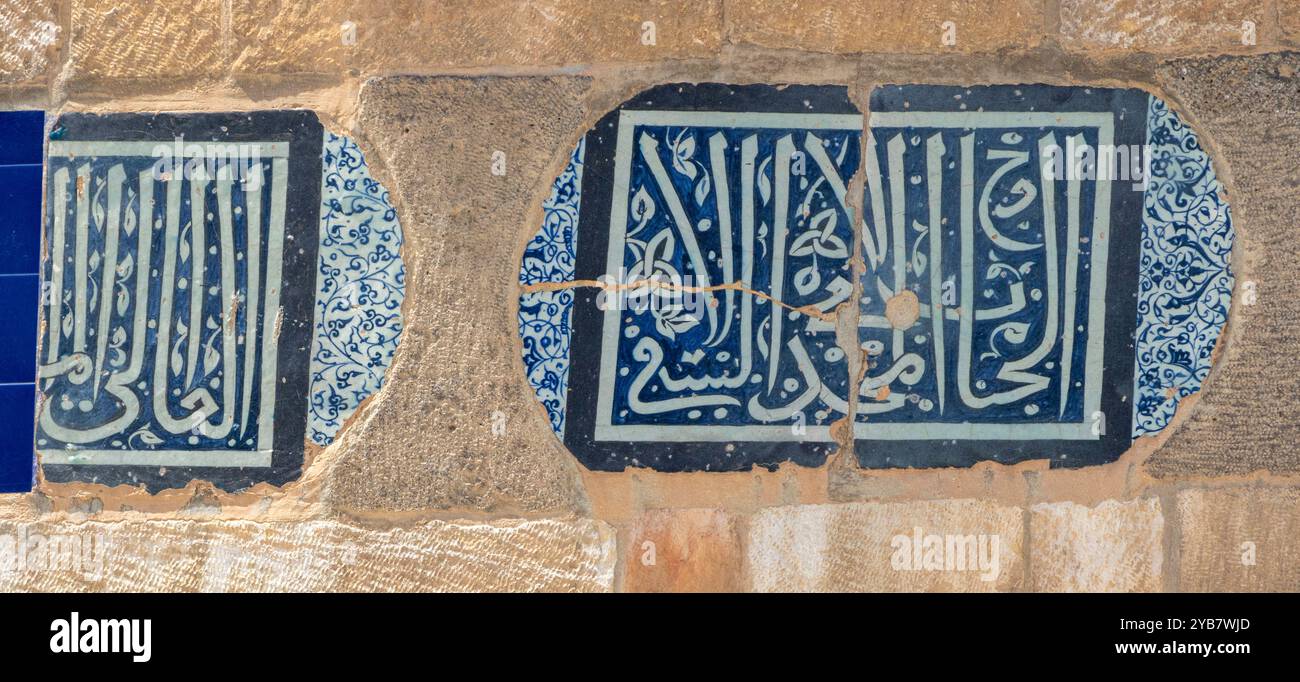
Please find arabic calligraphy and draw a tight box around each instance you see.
[37,139,290,468]
[595,112,860,444]
[856,111,1112,440]
[519,83,1232,471]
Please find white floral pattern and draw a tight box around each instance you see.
[1133,96,1234,437]
[309,133,406,445]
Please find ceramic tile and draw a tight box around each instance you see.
[308,132,406,446]
[523,83,860,472]
[0,110,44,165]
[519,137,583,437]
[0,274,38,383]
[0,383,36,493]
[517,83,1234,472]
[0,165,43,274]
[854,85,1148,468]
[0,109,43,493]
[37,111,323,491]
[1133,96,1233,437]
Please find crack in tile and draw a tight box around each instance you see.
[520,277,838,323]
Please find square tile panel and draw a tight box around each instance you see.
[37,111,323,491]
[0,383,36,493]
[0,110,45,165]
[854,85,1147,468]
[0,274,39,383]
[561,83,859,471]
[0,164,44,274]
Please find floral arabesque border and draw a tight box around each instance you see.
[308,133,407,446]
[518,138,584,438]
[1133,96,1235,437]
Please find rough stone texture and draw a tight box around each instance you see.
[1029,498,1163,592]
[1283,1,1300,44]
[327,76,591,514]
[1177,486,1300,591]
[1060,0,1270,52]
[231,0,352,75]
[232,0,722,75]
[623,508,741,592]
[362,0,722,68]
[1149,52,1300,476]
[0,0,59,83]
[725,0,1044,54]
[0,517,616,591]
[70,0,225,81]
[747,500,1024,592]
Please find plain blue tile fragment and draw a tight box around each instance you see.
[0,110,44,165]
[0,274,38,384]
[0,382,35,493]
[0,109,43,493]
[0,164,43,274]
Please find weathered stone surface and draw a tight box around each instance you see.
[726,0,1043,54]
[1149,52,1300,476]
[1029,498,1163,592]
[231,0,352,75]
[361,0,722,68]
[1283,2,1300,44]
[1177,486,1300,591]
[327,76,591,514]
[1059,0,1268,52]
[0,517,616,591]
[0,0,59,83]
[747,500,1023,592]
[233,0,722,74]
[70,0,225,80]
[623,508,741,592]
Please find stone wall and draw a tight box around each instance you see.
[1,0,1298,592]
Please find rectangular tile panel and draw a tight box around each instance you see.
[0,110,43,493]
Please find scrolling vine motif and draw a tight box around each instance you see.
[308,133,407,446]
[1133,98,1234,437]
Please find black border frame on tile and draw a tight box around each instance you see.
[39,111,323,492]
[563,83,861,472]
